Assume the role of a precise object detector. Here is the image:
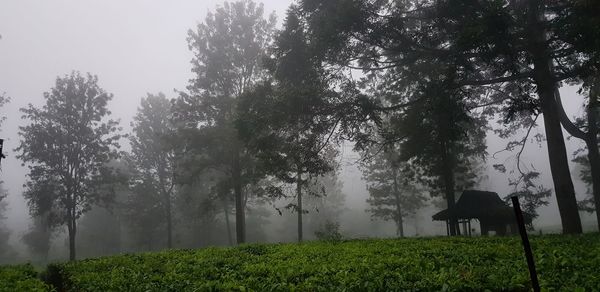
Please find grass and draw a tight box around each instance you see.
[2,234,600,291]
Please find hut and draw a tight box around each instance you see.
[432,190,532,236]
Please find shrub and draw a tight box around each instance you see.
[0,264,52,292]
[314,220,343,242]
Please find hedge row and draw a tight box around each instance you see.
[0,264,52,292]
[39,234,600,291]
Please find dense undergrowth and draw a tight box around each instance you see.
[0,264,51,292]
[1,234,599,291]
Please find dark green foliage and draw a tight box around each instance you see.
[40,234,600,291]
[0,264,52,292]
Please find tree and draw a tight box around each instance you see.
[17,71,122,261]
[173,0,276,244]
[568,78,600,229]
[22,214,53,264]
[129,93,177,248]
[0,183,18,264]
[298,0,599,234]
[360,145,427,237]
[304,156,347,239]
[237,7,339,242]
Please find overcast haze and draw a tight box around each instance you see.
[0,0,596,257]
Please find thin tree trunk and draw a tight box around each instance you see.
[527,0,582,234]
[440,140,458,236]
[233,148,246,244]
[297,168,303,242]
[222,198,233,246]
[166,194,173,248]
[392,166,404,237]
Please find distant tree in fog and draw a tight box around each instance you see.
[17,71,122,261]
[360,146,427,237]
[172,0,276,244]
[0,182,18,264]
[22,215,53,264]
[128,93,177,248]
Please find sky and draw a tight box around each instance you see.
[0,0,596,244]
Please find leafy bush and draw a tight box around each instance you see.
[43,234,600,291]
[0,264,52,292]
[314,220,343,242]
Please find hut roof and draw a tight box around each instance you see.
[432,190,531,223]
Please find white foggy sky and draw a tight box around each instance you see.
[0,0,595,241]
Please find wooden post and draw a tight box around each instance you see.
[468,220,472,236]
[511,196,540,292]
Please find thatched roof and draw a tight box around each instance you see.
[432,190,531,223]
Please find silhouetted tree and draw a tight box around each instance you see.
[557,77,600,230]
[238,8,338,242]
[299,0,600,234]
[17,71,122,260]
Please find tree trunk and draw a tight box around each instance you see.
[68,215,76,261]
[166,194,173,248]
[587,86,600,231]
[392,166,404,237]
[222,198,233,246]
[297,168,303,242]
[440,140,458,236]
[233,149,246,244]
[527,0,582,234]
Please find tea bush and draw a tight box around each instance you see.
[42,234,600,291]
[0,264,52,292]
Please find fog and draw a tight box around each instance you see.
[0,0,597,265]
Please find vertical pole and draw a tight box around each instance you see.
[446,220,449,236]
[511,196,540,292]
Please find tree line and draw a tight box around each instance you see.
[0,0,598,262]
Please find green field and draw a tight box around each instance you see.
[2,234,600,291]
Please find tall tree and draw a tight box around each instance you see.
[238,7,339,242]
[566,77,600,230]
[129,93,177,248]
[299,0,600,234]
[173,0,276,244]
[17,72,122,261]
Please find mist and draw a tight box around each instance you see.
[0,0,597,267]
